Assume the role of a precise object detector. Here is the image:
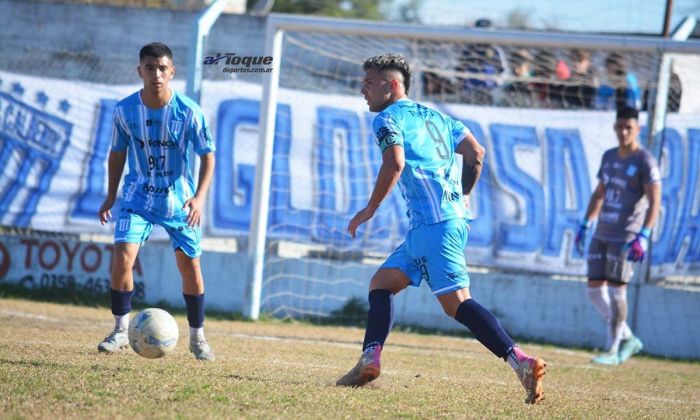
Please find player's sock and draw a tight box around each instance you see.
[621,322,633,340]
[190,326,205,342]
[586,284,612,350]
[454,299,515,359]
[362,289,394,351]
[607,286,628,354]
[111,288,133,330]
[506,346,531,371]
[114,314,129,331]
[183,293,205,330]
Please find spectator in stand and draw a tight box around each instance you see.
[458,44,504,105]
[563,49,599,109]
[530,49,561,108]
[457,19,505,106]
[502,49,537,108]
[642,67,683,113]
[596,53,641,110]
[667,70,683,112]
[549,56,571,108]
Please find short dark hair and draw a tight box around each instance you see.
[605,53,626,75]
[363,54,411,94]
[616,106,639,120]
[139,42,173,62]
[571,49,590,61]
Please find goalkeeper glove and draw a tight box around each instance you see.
[625,228,651,262]
[574,220,592,257]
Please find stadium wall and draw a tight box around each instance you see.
[1,234,698,360]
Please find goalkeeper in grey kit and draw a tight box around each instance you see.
[575,106,661,365]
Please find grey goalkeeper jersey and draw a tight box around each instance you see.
[594,147,660,242]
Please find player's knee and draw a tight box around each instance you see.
[441,302,458,318]
[176,252,200,273]
[112,249,137,272]
[369,271,408,294]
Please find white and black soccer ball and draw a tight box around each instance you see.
[128,308,179,359]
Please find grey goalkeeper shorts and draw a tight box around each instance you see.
[587,237,635,284]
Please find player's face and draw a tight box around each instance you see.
[361,69,393,112]
[138,56,175,94]
[614,117,640,148]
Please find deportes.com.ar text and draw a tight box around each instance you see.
[223,67,273,73]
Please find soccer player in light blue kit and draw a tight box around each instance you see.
[336,54,546,404]
[97,42,216,361]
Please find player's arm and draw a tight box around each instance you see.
[98,151,127,225]
[183,152,215,227]
[573,179,605,255]
[583,180,605,222]
[641,181,661,230]
[348,145,405,238]
[368,145,405,210]
[455,132,485,197]
[623,180,661,262]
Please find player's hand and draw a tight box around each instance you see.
[574,221,591,257]
[348,206,376,238]
[98,196,116,226]
[183,195,204,227]
[624,229,650,262]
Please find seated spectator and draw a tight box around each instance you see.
[666,70,683,112]
[446,19,506,106]
[562,49,598,109]
[596,53,641,110]
[529,49,563,108]
[457,44,505,106]
[502,49,537,107]
[419,41,461,101]
[642,68,683,113]
[422,70,459,99]
[549,56,570,108]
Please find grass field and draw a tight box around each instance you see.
[1,298,698,419]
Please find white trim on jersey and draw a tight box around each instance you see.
[414,167,442,222]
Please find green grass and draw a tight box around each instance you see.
[0,297,699,419]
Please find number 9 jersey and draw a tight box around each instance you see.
[110,91,215,218]
[372,98,470,229]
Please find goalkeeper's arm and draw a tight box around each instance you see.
[583,180,606,222]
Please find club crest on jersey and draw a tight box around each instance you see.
[626,165,637,176]
[169,120,183,137]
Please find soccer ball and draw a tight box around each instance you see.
[128,308,179,359]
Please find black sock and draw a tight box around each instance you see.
[362,289,394,351]
[183,293,205,328]
[110,288,133,316]
[454,299,515,359]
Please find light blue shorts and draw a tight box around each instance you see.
[114,206,202,258]
[381,218,470,296]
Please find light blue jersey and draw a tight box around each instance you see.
[373,98,470,229]
[111,90,215,218]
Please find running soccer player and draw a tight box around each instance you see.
[575,106,661,365]
[97,42,216,361]
[336,53,546,404]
